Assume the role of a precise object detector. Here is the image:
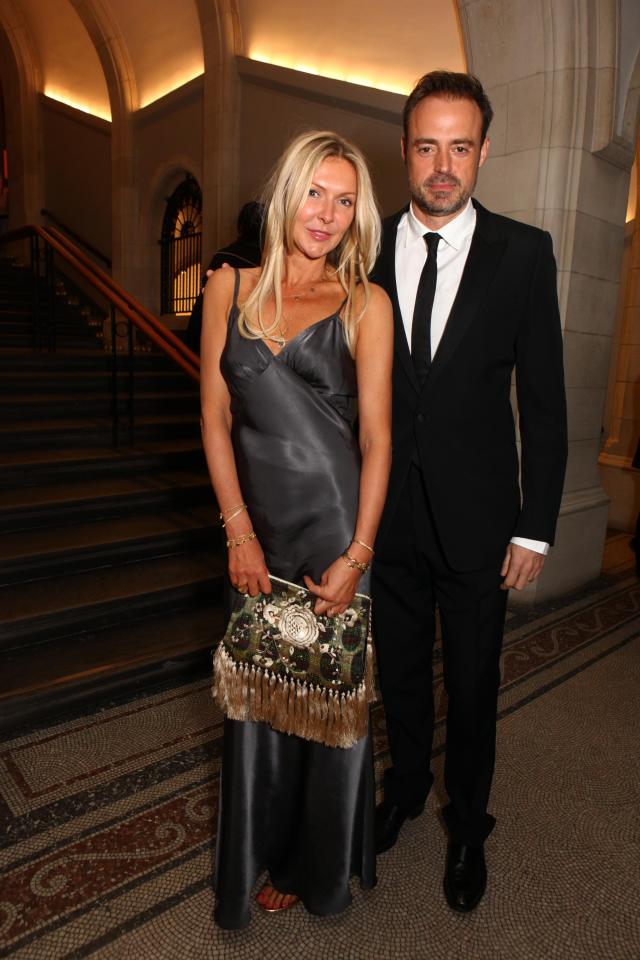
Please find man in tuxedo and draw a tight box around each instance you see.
[371,72,567,912]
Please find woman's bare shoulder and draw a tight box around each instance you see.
[353,280,392,316]
[367,281,392,310]
[206,264,261,289]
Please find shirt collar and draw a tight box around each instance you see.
[405,198,476,251]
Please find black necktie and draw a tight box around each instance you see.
[411,232,441,386]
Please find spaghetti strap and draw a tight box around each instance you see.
[232,268,241,309]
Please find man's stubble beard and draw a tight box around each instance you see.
[409,173,478,219]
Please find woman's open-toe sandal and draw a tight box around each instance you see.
[256,880,300,913]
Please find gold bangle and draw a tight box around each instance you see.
[219,503,247,526]
[226,531,257,548]
[351,537,375,555]
[219,502,246,519]
[341,550,369,574]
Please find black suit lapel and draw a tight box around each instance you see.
[374,209,420,394]
[426,201,507,394]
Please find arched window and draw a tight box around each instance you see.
[160,175,202,315]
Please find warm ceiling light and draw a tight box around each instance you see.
[248,51,407,95]
[44,89,111,122]
[139,69,205,109]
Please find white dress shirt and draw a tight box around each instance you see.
[395,199,549,557]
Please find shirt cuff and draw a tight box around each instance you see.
[510,536,549,556]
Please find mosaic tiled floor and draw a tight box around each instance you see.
[1,572,639,959]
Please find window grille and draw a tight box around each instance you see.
[160,175,202,315]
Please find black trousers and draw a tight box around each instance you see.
[372,465,508,846]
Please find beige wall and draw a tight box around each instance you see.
[40,96,111,258]
[136,79,203,198]
[136,76,204,313]
[238,58,408,220]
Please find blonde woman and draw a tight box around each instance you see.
[201,130,392,929]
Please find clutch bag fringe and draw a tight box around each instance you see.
[212,575,373,749]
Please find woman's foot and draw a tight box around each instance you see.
[256,881,299,913]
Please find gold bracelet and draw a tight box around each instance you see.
[226,531,257,548]
[351,537,375,555]
[341,550,369,574]
[220,503,248,527]
[219,501,245,519]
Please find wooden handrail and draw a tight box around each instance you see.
[40,209,112,268]
[0,225,200,383]
[45,225,200,374]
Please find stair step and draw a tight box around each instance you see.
[0,390,198,419]
[0,349,177,371]
[0,439,206,486]
[0,505,219,583]
[0,601,226,730]
[0,413,201,450]
[0,369,190,393]
[0,550,226,647]
[0,333,101,349]
[0,316,100,330]
[0,467,213,530]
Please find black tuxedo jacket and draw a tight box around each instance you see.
[372,199,568,571]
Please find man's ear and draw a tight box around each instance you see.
[479,136,490,168]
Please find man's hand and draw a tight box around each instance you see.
[500,543,545,591]
[201,263,231,293]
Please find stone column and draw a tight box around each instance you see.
[600,152,640,531]
[458,0,638,601]
[196,0,241,261]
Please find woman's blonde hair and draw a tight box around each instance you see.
[238,130,381,354]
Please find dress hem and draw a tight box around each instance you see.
[213,870,377,931]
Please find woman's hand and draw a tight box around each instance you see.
[228,539,271,597]
[304,557,362,617]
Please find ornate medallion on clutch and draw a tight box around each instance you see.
[213,576,373,748]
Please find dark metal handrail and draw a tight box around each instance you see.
[0,225,201,447]
[0,225,200,381]
[45,225,200,378]
[40,209,112,269]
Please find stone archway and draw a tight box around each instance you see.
[457,0,639,599]
[140,155,203,316]
[0,0,43,229]
[68,0,141,295]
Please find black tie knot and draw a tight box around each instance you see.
[424,232,441,255]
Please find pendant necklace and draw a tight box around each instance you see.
[261,315,288,349]
[263,332,287,348]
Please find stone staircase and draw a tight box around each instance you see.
[0,258,225,730]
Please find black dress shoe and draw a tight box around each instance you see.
[375,801,424,854]
[443,842,487,912]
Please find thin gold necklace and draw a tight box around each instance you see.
[283,275,326,301]
[261,277,325,346]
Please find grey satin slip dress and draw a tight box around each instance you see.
[212,269,376,929]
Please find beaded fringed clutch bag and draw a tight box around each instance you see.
[212,575,373,749]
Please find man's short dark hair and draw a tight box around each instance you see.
[403,71,494,143]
